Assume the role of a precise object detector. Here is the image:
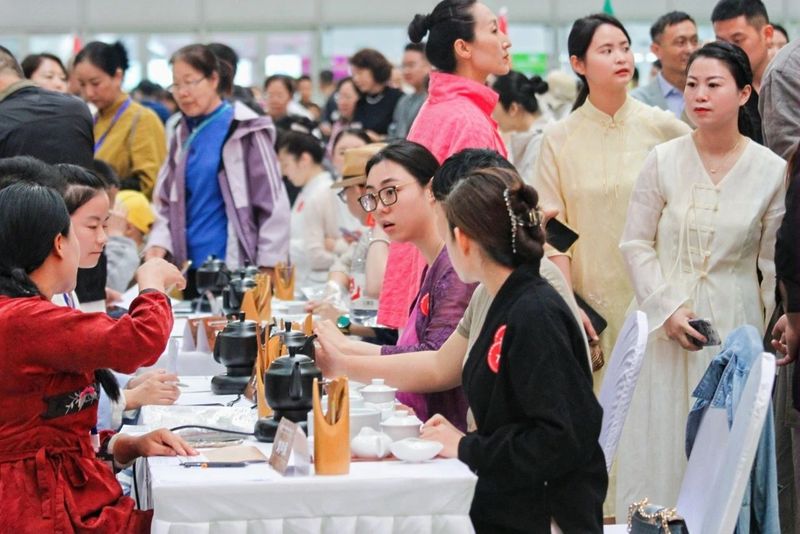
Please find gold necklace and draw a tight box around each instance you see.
[695,132,742,174]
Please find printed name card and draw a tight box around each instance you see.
[268,418,310,476]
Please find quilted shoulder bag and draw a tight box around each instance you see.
[627,498,688,534]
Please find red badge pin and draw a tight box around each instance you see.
[419,293,431,317]
[295,200,305,213]
[487,325,506,373]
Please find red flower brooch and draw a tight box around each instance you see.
[419,293,431,317]
[487,324,506,373]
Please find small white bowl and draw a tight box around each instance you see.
[360,378,397,404]
[380,410,422,442]
[351,428,393,459]
[390,438,443,462]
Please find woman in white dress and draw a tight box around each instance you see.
[616,41,786,512]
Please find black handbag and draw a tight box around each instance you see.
[628,499,689,534]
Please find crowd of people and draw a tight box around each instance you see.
[0,0,798,531]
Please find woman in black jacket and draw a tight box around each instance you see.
[420,166,607,533]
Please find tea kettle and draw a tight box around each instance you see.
[211,312,258,395]
[254,330,322,442]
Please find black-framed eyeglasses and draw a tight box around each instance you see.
[357,181,415,213]
[336,188,348,203]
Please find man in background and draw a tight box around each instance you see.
[631,11,699,122]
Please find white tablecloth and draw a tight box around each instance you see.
[136,377,477,533]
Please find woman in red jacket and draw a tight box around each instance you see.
[0,181,196,533]
[380,0,513,330]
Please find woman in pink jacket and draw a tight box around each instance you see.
[379,0,512,330]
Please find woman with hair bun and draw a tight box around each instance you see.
[492,70,551,182]
[379,0,513,331]
[616,41,786,514]
[316,164,606,532]
[74,41,166,198]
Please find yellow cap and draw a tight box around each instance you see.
[116,190,155,234]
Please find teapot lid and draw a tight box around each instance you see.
[199,255,227,271]
[221,312,257,333]
[269,352,317,370]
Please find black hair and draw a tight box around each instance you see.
[21,52,67,79]
[445,166,544,269]
[773,24,789,42]
[687,41,758,140]
[92,159,121,190]
[171,43,233,96]
[492,71,548,114]
[74,41,130,76]
[0,44,23,77]
[207,42,239,76]
[653,59,663,70]
[297,74,312,83]
[404,42,427,55]
[133,79,166,99]
[650,11,695,42]
[408,0,476,73]
[336,76,360,95]
[332,128,372,152]
[0,182,71,298]
[276,130,325,164]
[264,74,295,95]
[319,69,334,85]
[568,13,632,110]
[56,164,107,215]
[348,49,393,85]
[365,140,439,187]
[711,0,770,26]
[633,66,640,84]
[432,148,513,201]
[0,156,66,195]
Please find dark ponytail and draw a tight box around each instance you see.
[567,13,631,111]
[445,167,545,269]
[492,71,548,114]
[75,41,130,76]
[408,0,476,73]
[686,41,758,141]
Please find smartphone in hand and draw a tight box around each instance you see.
[545,218,579,253]
[687,318,722,347]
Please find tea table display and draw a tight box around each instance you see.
[135,377,477,534]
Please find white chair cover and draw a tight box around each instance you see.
[597,311,648,471]
[676,352,776,534]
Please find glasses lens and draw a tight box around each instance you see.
[380,186,398,207]
[359,193,376,212]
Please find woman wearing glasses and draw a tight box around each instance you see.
[73,41,166,199]
[315,141,474,430]
[145,44,290,297]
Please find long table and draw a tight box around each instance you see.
[136,377,478,534]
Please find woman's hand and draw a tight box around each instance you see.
[578,308,599,344]
[314,319,352,354]
[112,428,197,465]
[125,371,181,410]
[144,246,168,261]
[420,414,464,458]
[313,325,347,377]
[664,307,706,351]
[136,257,186,293]
[306,300,346,323]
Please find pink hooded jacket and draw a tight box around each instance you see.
[378,72,507,329]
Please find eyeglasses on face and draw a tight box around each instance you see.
[357,181,416,213]
[168,77,207,94]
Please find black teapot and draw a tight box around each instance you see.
[223,272,257,314]
[195,255,231,296]
[255,330,322,442]
[211,312,258,395]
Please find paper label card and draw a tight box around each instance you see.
[268,418,310,476]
